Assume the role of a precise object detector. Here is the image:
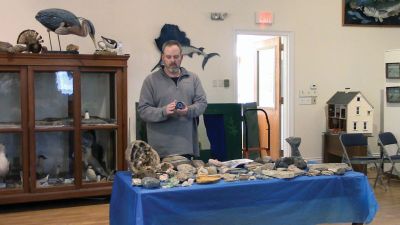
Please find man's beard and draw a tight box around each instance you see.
[166,64,180,74]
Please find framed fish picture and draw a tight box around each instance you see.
[343,0,400,26]
[386,86,400,103]
[386,63,400,79]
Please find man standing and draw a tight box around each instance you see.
[138,40,207,159]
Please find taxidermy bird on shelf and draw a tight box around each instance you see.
[0,144,10,183]
[35,8,97,51]
[98,36,118,51]
[85,165,97,182]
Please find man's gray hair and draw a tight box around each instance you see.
[162,40,182,54]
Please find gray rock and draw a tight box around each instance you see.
[286,137,302,157]
[293,157,307,170]
[142,177,160,189]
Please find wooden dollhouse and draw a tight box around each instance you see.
[326,91,373,134]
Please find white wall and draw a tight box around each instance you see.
[384,49,400,170]
[3,0,398,160]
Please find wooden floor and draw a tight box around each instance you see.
[1,175,400,225]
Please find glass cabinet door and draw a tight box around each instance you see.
[0,133,22,190]
[0,72,21,128]
[81,129,116,183]
[80,72,118,184]
[35,131,75,188]
[34,71,74,127]
[0,72,23,190]
[81,72,116,125]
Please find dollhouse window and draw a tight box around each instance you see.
[340,108,346,118]
[356,107,360,115]
[357,97,360,101]
[353,122,357,130]
[363,122,367,130]
[367,111,371,116]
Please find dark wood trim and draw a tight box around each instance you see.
[0,186,112,205]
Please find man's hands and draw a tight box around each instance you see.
[165,101,177,116]
[165,100,188,117]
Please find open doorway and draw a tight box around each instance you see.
[236,31,293,157]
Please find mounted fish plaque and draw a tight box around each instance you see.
[152,24,220,71]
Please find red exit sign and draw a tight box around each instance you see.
[255,11,273,24]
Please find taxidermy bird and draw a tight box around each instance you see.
[98,36,118,51]
[36,154,47,177]
[35,8,97,51]
[86,165,97,182]
[36,174,49,187]
[17,29,44,53]
[82,131,108,177]
[0,144,10,182]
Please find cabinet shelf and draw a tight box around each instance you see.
[0,53,129,204]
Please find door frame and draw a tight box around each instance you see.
[234,30,295,156]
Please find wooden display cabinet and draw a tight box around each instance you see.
[0,53,129,204]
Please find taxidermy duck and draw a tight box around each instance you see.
[0,144,10,182]
[35,8,97,51]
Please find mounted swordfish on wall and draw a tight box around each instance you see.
[151,24,220,71]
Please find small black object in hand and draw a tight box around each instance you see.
[175,101,185,110]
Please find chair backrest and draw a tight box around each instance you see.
[242,102,260,149]
[339,133,368,147]
[378,132,398,146]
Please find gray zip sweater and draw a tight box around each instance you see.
[138,68,207,158]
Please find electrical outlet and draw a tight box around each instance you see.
[299,96,317,105]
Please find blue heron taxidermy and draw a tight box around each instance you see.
[35,8,97,51]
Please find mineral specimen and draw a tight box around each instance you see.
[125,140,160,178]
[196,175,221,184]
[162,155,191,168]
[285,136,302,157]
[142,177,160,189]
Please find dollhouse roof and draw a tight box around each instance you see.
[327,91,374,108]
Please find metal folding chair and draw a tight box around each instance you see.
[339,133,384,189]
[242,108,270,159]
[378,132,400,185]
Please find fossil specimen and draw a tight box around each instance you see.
[125,140,160,178]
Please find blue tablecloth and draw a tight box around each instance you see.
[110,171,378,225]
